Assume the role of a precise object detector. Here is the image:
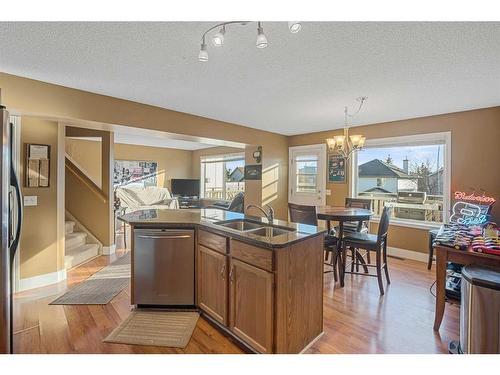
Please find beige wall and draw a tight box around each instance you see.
[65,138,102,187]
[116,143,193,190]
[0,73,289,219]
[289,106,500,253]
[20,117,62,279]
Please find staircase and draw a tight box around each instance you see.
[65,220,100,269]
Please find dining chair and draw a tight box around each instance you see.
[288,203,340,280]
[335,197,372,271]
[341,206,391,295]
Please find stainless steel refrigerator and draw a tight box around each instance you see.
[0,104,22,354]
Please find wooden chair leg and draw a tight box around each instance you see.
[383,241,390,284]
[351,247,356,272]
[332,250,338,282]
[366,250,371,264]
[376,247,384,296]
[340,244,346,287]
[427,244,434,270]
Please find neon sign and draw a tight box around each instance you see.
[450,191,496,226]
[454,191,496,204]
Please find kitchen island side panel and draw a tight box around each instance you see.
[274,235,324,353]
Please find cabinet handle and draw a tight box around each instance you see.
[229,266,234,283]
[220,263,226,279]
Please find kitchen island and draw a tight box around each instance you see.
[119,208,326,354]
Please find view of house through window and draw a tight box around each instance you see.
[200,153,245,200]
[354,139,447,224]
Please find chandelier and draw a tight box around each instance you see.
[198,21,302,62]
[326,97,368,159]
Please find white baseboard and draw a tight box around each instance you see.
[103,244,116,255]
[387,246,428,263]
[19,268,67,292]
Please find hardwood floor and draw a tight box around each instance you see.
[13,250,459,354]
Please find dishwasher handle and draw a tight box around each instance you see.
[137,234,192,239]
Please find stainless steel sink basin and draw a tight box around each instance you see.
[247,226,294,237]
[214,219,265,231]
[214,219,296,237]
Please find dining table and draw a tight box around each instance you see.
[316,206,373,286]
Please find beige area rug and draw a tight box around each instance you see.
[50,253,131,305]
[104,310,200,348]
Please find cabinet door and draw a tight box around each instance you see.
[197,245,228,325]
[229,258,274,353]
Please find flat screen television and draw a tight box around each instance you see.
[171,179,200,197]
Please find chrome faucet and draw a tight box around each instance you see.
[246,204,274,223]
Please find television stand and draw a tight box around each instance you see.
[176,196,200,209]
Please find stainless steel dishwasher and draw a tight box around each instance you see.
[133,228,195,306]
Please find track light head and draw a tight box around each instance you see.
[198,43,208,62]
[256,22,268,49]
[288,21,302,33]
[212,26,225,47]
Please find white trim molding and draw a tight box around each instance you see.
[103,244,116,255]
[387,246,429,263]
[19,268,67,292]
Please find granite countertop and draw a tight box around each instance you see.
[118,208,327,249]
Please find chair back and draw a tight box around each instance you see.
[228,192,244,213]
[288,203,318,226]
[377,206,391,245]
[345,197,372,210]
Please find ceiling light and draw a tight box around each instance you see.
[288,21,302,33]
[198,43,208,62]
[212,26,225,47]
[256,22,268,49]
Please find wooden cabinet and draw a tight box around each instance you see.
[196,229,323,354]
[229,258,274,354]
[197,245,228,325]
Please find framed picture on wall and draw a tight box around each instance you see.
[328,153,347,183]
[114,160,158,187]
[25,143,50,188]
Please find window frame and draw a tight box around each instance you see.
[200,152,245,200]
[350,132,452,229]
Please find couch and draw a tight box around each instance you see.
[115,186,179,213]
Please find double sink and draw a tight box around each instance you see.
[213,219,296,238]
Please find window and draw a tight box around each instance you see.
[351,132,451,226]
[295,154,318,193]
[200,153,245,200]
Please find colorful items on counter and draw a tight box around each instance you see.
[433,222,499,254]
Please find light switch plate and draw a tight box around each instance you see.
[325,189,332,196]
[24,196,38,206]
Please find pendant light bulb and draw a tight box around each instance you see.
[256,22,268,49]
[198,43,208,62]
[288,21,302,33]
[212,26,225,47]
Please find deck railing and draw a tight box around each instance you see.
[358,192,444,223]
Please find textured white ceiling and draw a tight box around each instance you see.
[1,22,499,135]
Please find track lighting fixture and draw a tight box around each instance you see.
[256,22,268,49]
[288,21,302,33]
[198,21,301,61]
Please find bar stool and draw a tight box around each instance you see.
[341,206,391,295]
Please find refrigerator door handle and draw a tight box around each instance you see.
[9,122,22,261]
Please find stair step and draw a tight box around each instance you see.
[65,244,100,269]
[65,221,75,235]
[65,232,87,251]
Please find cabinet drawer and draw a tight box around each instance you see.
[231,240,273,272]
[198,229,228,254]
